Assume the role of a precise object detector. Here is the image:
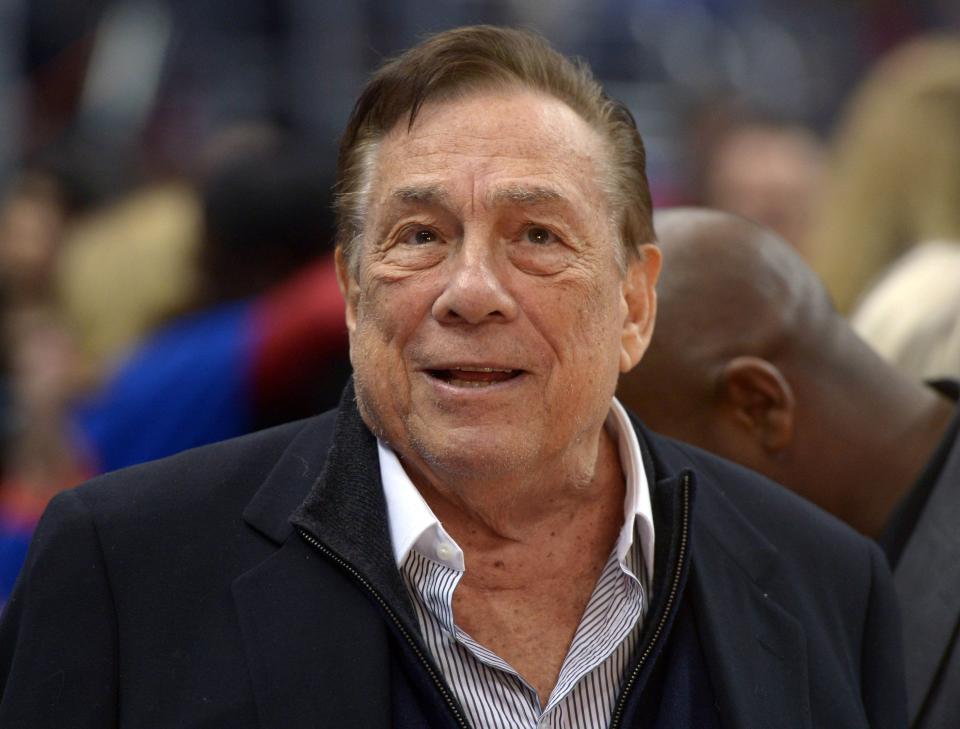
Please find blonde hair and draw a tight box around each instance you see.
[805,35,960,312]
[334,25,653,272]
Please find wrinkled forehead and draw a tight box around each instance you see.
[371,87,615,216]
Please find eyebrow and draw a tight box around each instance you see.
[389,182,568,212]
[487,185,563,206]
[392,184,450,206]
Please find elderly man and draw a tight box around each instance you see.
[620,207,959,729]
[0,28,904,729]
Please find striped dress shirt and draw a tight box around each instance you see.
[379,399,654,729]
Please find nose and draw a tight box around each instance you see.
[431,242,518,325]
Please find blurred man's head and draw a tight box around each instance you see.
[619,208,954,535]
[620,209,831,480]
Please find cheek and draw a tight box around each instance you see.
[349,285,413,434]
[350,270,441,375]
[570,284,628,404]
[565,274,624,357]
[519,272,625,388]
[364,255,443,305]
[348,288,401,390]
[354,277,415,345]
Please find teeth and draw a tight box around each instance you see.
[449,379,497,388]
[452,366,513,373]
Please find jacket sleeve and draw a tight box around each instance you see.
[860,540,908,729]
[0,489,118,728]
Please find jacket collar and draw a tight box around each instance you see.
[241,410,338,544]
[286,381,420,632]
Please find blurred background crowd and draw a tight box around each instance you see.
[1,0,959,607]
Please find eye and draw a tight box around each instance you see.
[401,226,440,246]
[509,223,573,275]
[413,228,438,245]
[524,226,557,245]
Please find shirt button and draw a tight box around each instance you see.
[436,542,455,562]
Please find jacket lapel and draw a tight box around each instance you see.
[893,433,960,723]
[232,397,398,728]
[686,476,812,729]
[232,385,423,728]
[635,422,813,729]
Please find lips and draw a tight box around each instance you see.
[427,365,523,388]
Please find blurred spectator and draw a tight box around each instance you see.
[805,35,960,312]
[698,113,827,258]
[0,128,351,605]
[619,207,959,728]
[70,130,349,474]
[0,170,66,304]
[852,241,960,381]
[0,307,91,602]
[0,166,90,609]
[56,180,201,370]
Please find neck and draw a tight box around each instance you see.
[821,348,955,537]
[861,388,954,536]
[420,425,629,707]
[408,427,624,568]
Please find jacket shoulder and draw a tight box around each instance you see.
[71,409,338,523]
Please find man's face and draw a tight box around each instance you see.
[340,86,658,484]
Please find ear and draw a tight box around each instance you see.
[620,243,662,372]
[717,356,795,452]
[335,246,359,334]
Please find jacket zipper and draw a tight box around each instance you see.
[295,527,471,729]
[608,471,692,729]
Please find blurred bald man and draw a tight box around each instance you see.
[619,207,960,729]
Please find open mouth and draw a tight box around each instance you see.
[427,366,523,388]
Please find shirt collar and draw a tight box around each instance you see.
[379,441,465,570]
[607,398,655,581]
[378,397,655,580]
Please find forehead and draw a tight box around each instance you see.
[371,86,612,214]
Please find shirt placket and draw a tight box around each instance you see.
[408,551,545,719]
[543,553,644,717]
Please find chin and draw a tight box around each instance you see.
[408,423,536,481]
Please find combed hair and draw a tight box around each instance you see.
[334,25,654,271]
